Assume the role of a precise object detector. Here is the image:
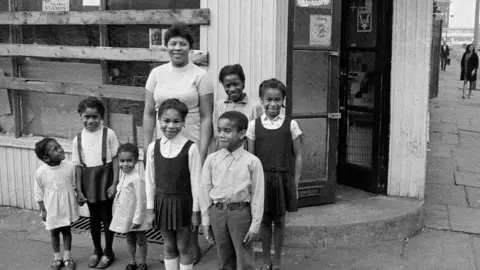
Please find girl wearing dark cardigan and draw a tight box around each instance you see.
[460,44,479,99]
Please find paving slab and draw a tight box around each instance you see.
[402,229,476,270]
[466,186,480,208]
[455,171,480,188]
[426,156,455,172]
[458,124,480,133]
[457,159,480,174]
[423,207,450,231]
[442,133,459,145]
[426,169,454,185]
[449,205,480,234]
[470,235,480,270]
[427,145,451,158]
[424,183,468,207]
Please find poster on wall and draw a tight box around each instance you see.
[297,0,330,8]
[42,0,69,11]
[149,28,168,48]
[83,0,100,6]
[309,14,332,46]
[357,8,372,32]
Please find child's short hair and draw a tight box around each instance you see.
[164,22,195,48]
[34,137,57,160]
[117,143,139,161]
[157,98,189,121]
[259,78,287,99]
[218,111,248,132]
[77,97,106,118]
[219,64,246,84]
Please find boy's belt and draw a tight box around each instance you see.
[214,202,250,210]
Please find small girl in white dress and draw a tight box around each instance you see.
[34,138,79,270]
[110,143,150,270]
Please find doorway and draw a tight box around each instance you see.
[337,0,392,194]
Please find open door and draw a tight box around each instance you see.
[287,0,343,206]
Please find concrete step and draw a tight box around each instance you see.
[282,186,423,248]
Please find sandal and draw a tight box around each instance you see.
[50,259,63,270]
[272,266,281,270]
[258,264,272,270]
[64,258,76,270]
[96,254,115,269]
[88,255,101,268]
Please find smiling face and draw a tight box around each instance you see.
[167,36,190,67]
[261,88,285,119]
[222,74,245,103]
[81,107,102,132]
[43,140,65,165]
[159,108,184,139]
[216,118,245,152]
[118,151,137,174]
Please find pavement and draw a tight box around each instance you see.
[2,49,480,269]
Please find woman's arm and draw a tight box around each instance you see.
[198,93,214,165]
[143,91,156,164]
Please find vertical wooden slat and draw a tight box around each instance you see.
[251,0,263,94]
[228,0,240,64]
[9,0,22,138]
[30,151,40,210]
[262,0,275,79]
[21,148,32,209]
[13,147,24,208]
[6,147,16,206]
[217,0,229,101]
[0,146,9,206]
[239,0,253,98]
[99,0,110,126]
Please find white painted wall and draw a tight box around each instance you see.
[388,0,433,199]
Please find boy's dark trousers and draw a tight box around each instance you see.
[210,203,255,270]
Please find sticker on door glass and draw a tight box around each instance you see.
[297,0,330,7]
[309,14,332,46]
[357,8,372,32]
[42,0,69,11]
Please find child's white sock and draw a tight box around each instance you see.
[180,263,193,270]
[54,252,62,260]
[63,250,71,260]
[164,257,179,270]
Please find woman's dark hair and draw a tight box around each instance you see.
[34,137,57,160]
[77,97,106,118]
[219,64,246,84]
[117,143,139,161]
[466,44,475,53]
[157,98,189,121]
[164,22,195,48]
[258,78,287,98]
[218,111,249,132]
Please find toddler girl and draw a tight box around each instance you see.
[34,138,79,270]
[145,98,202,270]
[247,78,303,270]
[110,143,150,270]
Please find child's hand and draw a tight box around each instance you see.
[243,231,258,248]
[203,225,215,245]
[131,223,141,230]
[77,193,87,206]
[191,211,200,231]
[146,210,155,228]
[107,185,117,199]
[41,210,47,222]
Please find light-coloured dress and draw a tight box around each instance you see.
[145,61,214,144]
[110,168,151,233]
[34,160,79,230]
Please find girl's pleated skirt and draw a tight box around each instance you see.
[264,171,298,217]
[154,193,193,230]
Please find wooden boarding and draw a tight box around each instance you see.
[0,77,146,101]
[0,9,210,25]
[0,44,209,65]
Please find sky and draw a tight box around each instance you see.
[449,0,475,28]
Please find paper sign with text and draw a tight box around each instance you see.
[42,0,69,11]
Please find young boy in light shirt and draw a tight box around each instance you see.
[199,111,265,270]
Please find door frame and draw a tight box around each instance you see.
[337,0,393,194]
[285,0,343,205]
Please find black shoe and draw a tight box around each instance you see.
[125,263,137,270]
[137,264,148,270]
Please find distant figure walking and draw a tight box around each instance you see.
[440,40,450,71]
[460,44,479,99]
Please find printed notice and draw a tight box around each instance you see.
[297,0,330,7]
[83,0,100,6]
[42,0,69,11]
[309,14,332,46]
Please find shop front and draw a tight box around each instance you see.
[0,0,432,212]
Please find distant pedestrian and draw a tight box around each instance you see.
[34,138,79,270]
[460,44,479,99]
[145,99,202,270]
[247,78,303,270]
[72,97,120,269]
[440,40,450,71]
[109,143,150,270]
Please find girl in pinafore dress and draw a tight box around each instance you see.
[34,138,79,270]
[247,78,303,270]
[145,99,202,270]
[110,143,150,270]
